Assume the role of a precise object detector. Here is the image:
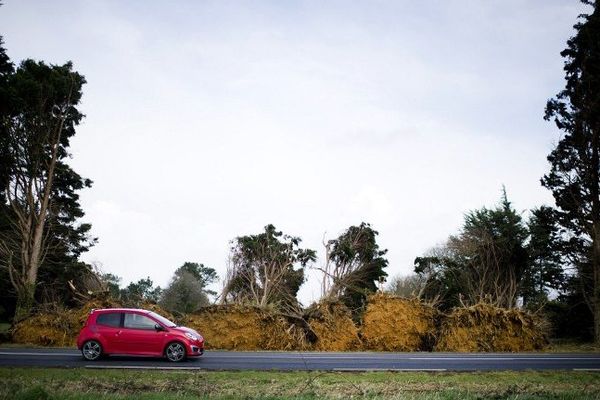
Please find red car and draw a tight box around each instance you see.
[77,308,204,362]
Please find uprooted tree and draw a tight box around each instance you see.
[221,224,316,310]
[0,48,92,321]
[318,222,388,312]
[415,191,529,309]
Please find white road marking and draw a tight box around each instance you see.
[1,351,599,363]
[0,352,76,357]
[411,357,600,361]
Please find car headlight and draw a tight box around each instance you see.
[185,332,199,341]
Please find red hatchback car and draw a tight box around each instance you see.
[77,308,204,362]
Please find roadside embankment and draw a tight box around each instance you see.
[11,293,548,352]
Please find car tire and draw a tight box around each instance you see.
[165,341,186,362]
[82,340,103,361]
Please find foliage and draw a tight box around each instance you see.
[99,273,121,299]
[543,274,595,341]
[0,42,94,321]
[415,190,529,309]
[386,274,427,298]
[222,224,316,309]
[542,1,600,342]
[320,222,388,313]
[173,262,218,296]
[119,277,162,305]
[160,270,210,314]
[159,262,218,314]
[521,206,564,309]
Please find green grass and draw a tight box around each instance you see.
[546,340,600,353]
[0,368,599,399]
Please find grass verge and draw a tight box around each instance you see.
[546,340,600,353]
[0,368,598,399]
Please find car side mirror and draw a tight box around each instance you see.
[155,324,165,332]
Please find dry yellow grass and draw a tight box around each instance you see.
[361,293,437,351]
[436,303,547,352]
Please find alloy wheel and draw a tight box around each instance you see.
[166,342,185,362]
[82,340,102,361]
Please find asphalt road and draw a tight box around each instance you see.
[1,348,599,371]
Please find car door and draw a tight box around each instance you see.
[94,312,123,353]
[120,312,164,355]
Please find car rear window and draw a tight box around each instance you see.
[96,312,121,327]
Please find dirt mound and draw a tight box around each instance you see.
[305,300,361,351]
[360,293,437,351]
[12,308,79,346]
[436,303,548,352]
[185,304,308,350]
[12,299,173,347]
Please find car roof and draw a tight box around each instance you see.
[92,308,153,314]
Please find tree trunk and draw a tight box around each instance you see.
[590,120,600,343]
[594,222,600,343]
[13,282,35,323]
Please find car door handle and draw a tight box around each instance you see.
[115,330,122,336]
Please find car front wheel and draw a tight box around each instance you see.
[82,340,102,361]
[165,342,186,362]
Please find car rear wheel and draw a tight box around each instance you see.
[165,342,186,362]
[82,340,102,361]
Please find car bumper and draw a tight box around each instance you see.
[185,342,205,357]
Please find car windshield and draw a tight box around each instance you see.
[148,311,177,328]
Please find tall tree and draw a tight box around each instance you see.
[542,1,600,341]
[174,262,218,296]
[120,277,162,305]
[0,36,15,320]
[521,206,564,309]
[222,224,316,309]
[160,270,211,314]
[320,222,388,311]
[0,36,13,199]
[0,58,88,320]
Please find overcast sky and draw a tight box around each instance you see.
[0,1,590,304]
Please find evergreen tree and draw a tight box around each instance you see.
[0,51,94,319]
[415,190,528,309]
[120,277,162,305]
[174,262,218,296]
[542,1,600,341]
[160,270,211,314]
[521,206,564,309]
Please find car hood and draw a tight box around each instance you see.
[170,326,203,339]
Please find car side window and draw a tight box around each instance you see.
[124,313,157,330]
[96,312,121,328]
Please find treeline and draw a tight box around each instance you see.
[0,2,599,344]
[389,191,590,340]
[94,222,388,319]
